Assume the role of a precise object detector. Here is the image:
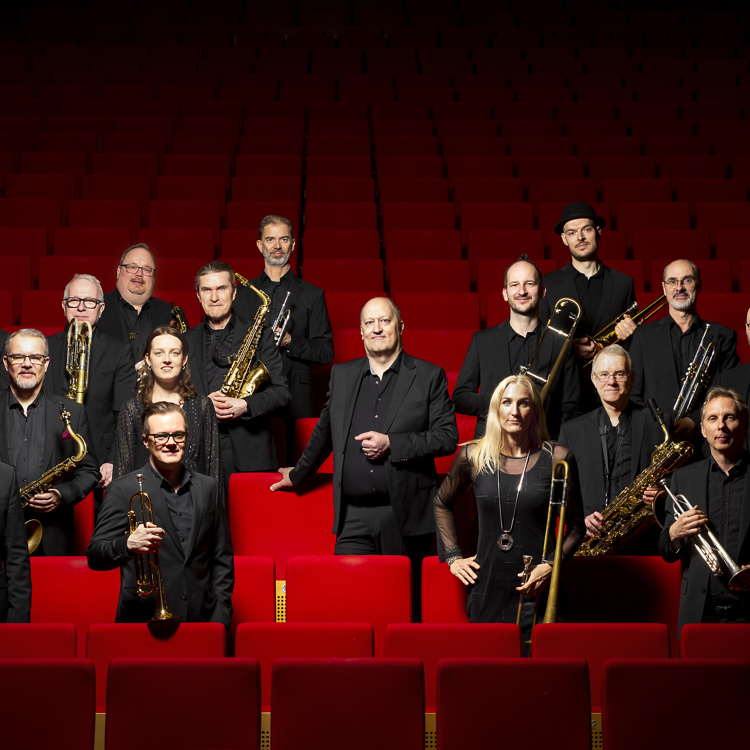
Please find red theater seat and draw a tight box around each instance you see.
[376,156,444,179]
[680,624,750,658]
[235,154,302,178]
[516,156,585,180]
[302,258,384,292]
[305,154,372,178]
[69,199,142,243]
[509,136,574,161]
[5,174,76,219]
[324,292,378,328]
[645,136,711,158]
[606,261,646,293]
[149,200,220,246]
[461,202,533,246]
[602,178,673,216]
[286,556,411,656]
[156,176,227,218]
[0,623,77,658]
[453,178,523,216]
[239,134,304,156]
[163,153,232,190]
[111,116,173,136]
[389,260,470,294]
[678,179,748,217]
[617,203,690,247]
[435,120,498,141]
[421,555,470,623]
[659,155,728,186]
[303,229,380,259]
[404,329,476,383]
[375,135,440,158]
[304,201,374,231]
[446,156,514,188]
[378,177,449,209]
[588,156,656,186]
[307,135,372,156]
[392,292,479,330]
[632,229,711,263]
[381,201,456,233]
[91,153,159,191]
[696,202,750,245]
[293,420,334,472]
[271,658,423,750]
[80,175,151,218]
[226,200,299,237]
[304,176,375,203]
[137,227,215,259]
[308,119,370,137]
[442,136,506,160]
[527,178,597,210]
[229,556,277,649]
[0,198,61,250]
[652,259,731,294]
[39,256,113,289]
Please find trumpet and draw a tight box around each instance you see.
[271,291,292,347]
[673,324,716,421]
[127,473,177,622]
[65,318,92,404]
[582,295,667,368]
[520,297,581,405]
[659,480,750,593]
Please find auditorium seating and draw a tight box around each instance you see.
[679,624,750,658]
[0,623,77,658]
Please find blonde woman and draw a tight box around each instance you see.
[434,374,584,633]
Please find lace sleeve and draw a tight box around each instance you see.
[199,396,224,506]
[551,443,586,562]
[112,398,146,479]
[433,446,474,562]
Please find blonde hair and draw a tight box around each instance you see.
[469,374,550,476]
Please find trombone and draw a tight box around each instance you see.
[539,460,569,625]
[65,318,92,404]
[127,473,178,622]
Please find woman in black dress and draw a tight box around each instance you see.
[434,374,584,638]
[113,325,221,494]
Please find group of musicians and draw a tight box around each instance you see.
[1,204,747,640]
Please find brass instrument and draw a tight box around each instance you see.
[673,324,716,421]
[127,473,177,622]
[65,318,92,404]
[582,295,667,368]
[170,303,187,333]
[540,460,570,624]
[576,399,693,557]
[271,290,292,347]
[658,480,750,593]
[520,297,582,405]
[20,404,88,554]
[516,554,533,627]
[221,284,271,399]
[235,272,250,287]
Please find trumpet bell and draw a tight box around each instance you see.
[728,568,750,593]
[25,519,42,554]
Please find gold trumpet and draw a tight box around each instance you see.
[127,473,177,622]
[658,480,750,593]
[65,318,92,403]
[582,295,667,368]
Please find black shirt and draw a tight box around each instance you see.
[572,261,604,332]
[115,290,155,362]
[598,405,633,506]
[668,314,705,381]
[6,390,46,486]
[507,322,541,375]
[149,463,194,557]
[255,269,293,340]
[203,312,237,394]
[342,353,403,499]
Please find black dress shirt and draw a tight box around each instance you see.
[254,270,293,339]
[507,323,541,376]
[598,405,633,506]
[342,353,403,499]
[6,391,46,486]
[114,290,155,361]
[572,262,604,332]
[203,313,237,394]
[668,315,705,380]
[149,463,194,557]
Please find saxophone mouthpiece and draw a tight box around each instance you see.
[647,399,664,425]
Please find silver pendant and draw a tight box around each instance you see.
[497,533,514,551]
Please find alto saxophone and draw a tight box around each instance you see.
[576,400,693,557]
[221,283,271,399]
[21,404,88,553]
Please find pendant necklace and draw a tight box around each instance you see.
[496,450,531,552]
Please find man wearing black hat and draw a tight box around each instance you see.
[540,202,638,413]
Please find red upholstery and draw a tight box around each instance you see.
[111,116,173,135]
[21,152,88,185]
[303,229,381,259]
[445,156,514,187]
[632,229,711,263]
[80,175,151,224]
[286,555,411,656]
[453,178,523,215]
[156,175,227,218]
[602,659,750,750]
[385,623,521,710]
[305,201,376,231]
[421,556,470,623]
[235,154,302,178]
[68,199,142,243]
[324,291,381,328]
[617,202,690,246]
[305,154,372,178]
[435,119,498,140]
[105,657,260,750]
[0,198,61,250]
[375,135,439,157]
[376,155,444,179]
[679,624,750,658]
[20,290,66,327]
[0,659,95,750]
[390,259,470,294]
[659,155,728,187]
[461,202,533,246]
[588,156,656,186]
[232,175,302,202]
[392,292,480,330]
[294,419,334,472]
[164,153,232,189]
[271,658,423,750]
[0,623,77,657]
[384,230,463,263]
[696,201,750,245]
[378,177,450,209]
[239,134,303,155]
[305,176,375,202]
[381,201,456,233]
[644,136,711,158]
[532,623,670,711]
[437,658,590,750]
[527,178,597,210]
[442,136,506,159]
[5,174,76,220]
[92,153,159,192]
[137,227,215,260]
[678,179,748,217]
[302,258,384,292]
[229,556,277,652]
[235,622,373,709]
[405,328,476,381]
[694,293,750,334]
[73,490,96,556]
[148,199,221,247]
[307,135,371,156]
[602,178,672,216]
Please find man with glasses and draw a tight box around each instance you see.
[558,344,665,554]
[88,401,233,624]
[97,243,186,362]
[630,259,739,424]
[45,274,136,489]
[1,329,99,555]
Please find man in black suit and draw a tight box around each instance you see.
[97,243,185,363]
[715,304,750,414]
[630,259,740,422]
[87,401,234,624]
[1,329,100,555]
[659,387,750,630]
[558,344,665,555]
[541,202,637,412]
[183,261,290,484]
[0,462,31,622]
[453,255,579,439]
[271,297,458,616]
[45,274,136,489]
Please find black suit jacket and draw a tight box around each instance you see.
[452,319,580,439]
[289,351,459,537]
[183,314,291,472]
[0,391,100,555]
[87,464,234,624]
[713,364,750,454]
[0,462,31,623]
[45,328,136,464]
[630,315,740,417]
[659,456,750,632]
[0,330,8,391]
[234,272,334,420]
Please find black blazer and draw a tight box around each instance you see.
[0,391,100,555]
[0,329,8,391]
[45,328,136,464]
[87,465,234,625]
[183,315,291,472]
[0,462,31,623]
[452,319,580,439]
[658,456,750,633]
[234,272,334,420]
[629,315,740,417]
[713,364,750,454]
[289,351,459,537]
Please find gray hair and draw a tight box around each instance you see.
[662,258,701,284]
[120,243,155,267]
[700,386,749,427]
[5,328,49,357]
[591,343,633,374]
[258,214,294,241]
[63,273,104,301]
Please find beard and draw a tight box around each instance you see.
[670,294,694,312]
[13,373,40,390]
[508,297,538,316]
[263,249,291,267]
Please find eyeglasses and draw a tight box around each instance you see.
[593,371,629,382]
[120,263,155,277]
[664,276,697,288]
[64,297,103,309]
[148,431,187,446]
[362,317,395,329]
[4,354,48,365]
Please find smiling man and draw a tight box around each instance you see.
[88,401,234,624]
[453,254,579,439]
[271,296,458,617]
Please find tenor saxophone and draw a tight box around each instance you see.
[21,404,88,553]
[221,284,271,399]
